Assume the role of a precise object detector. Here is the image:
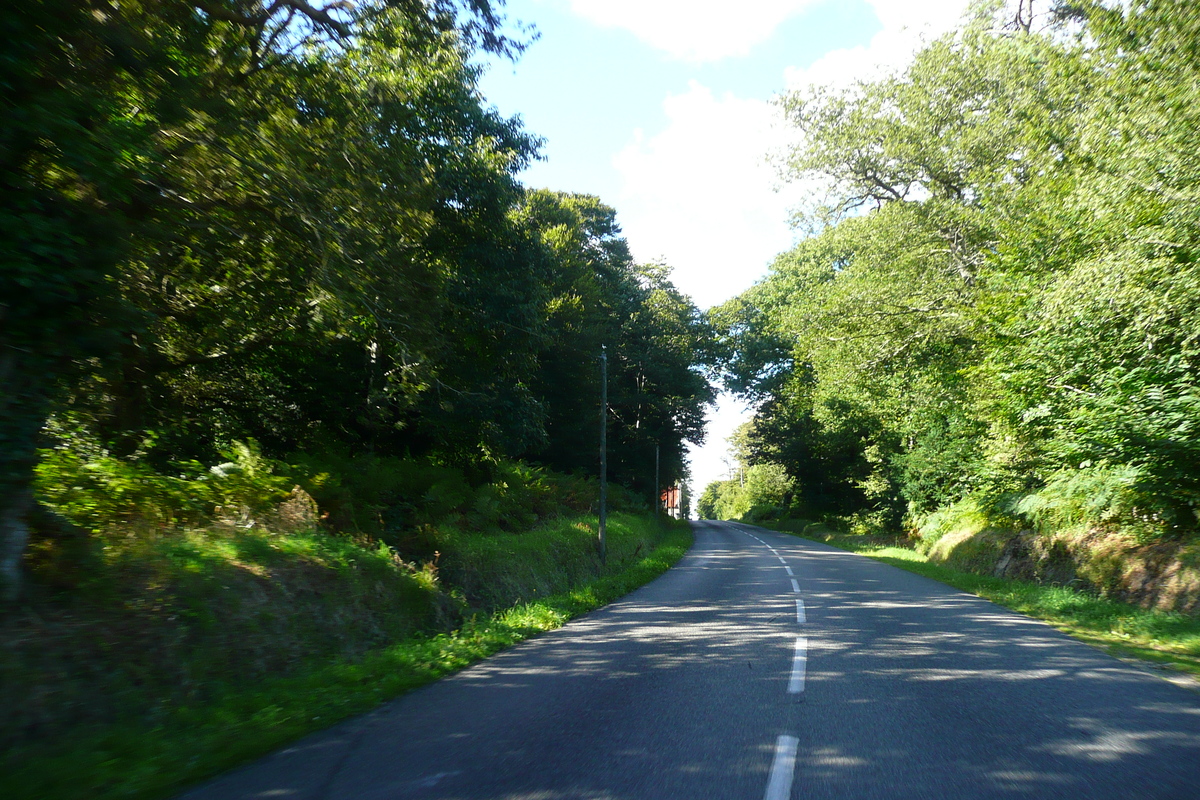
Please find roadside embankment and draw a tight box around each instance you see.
[748,518,1200,684]
[2,506,691,800]
[925,525,1200,615]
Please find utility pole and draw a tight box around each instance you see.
[654,442,660,517]
[598,345,607,565]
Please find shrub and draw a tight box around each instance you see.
[1009,464,1162,538]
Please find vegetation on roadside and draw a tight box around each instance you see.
[2,508,691,800]
[759,520,1200,682]
[2,0,713,602]
[2,4,709,797]
[4,441,653,755]
[702,1,1200,615]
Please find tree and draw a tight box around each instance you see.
[515,191,715,497]
[1,0,531,601]
[720,0,1200,535]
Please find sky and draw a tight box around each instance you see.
[477,0,971,510]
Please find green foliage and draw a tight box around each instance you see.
[33,435,649,562]
[1010,464,1155,535]
[516,191,716,496]
[695,479,741,520]
[913,496,1003,550]
[34,440,292,533]
[1,515,689,800]
[695,462,796,522]
[0,1,708,790]
[4,524,455,757]
[717,1,1200,543]
[1,3,713,600]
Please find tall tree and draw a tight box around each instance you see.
[718,0,1200,533]
[1,0,528,601]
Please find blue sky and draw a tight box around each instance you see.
[480,0,881,201]
[475,0,970,504]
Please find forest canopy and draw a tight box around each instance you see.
[704,0,1200,542]
[0,0,713,599]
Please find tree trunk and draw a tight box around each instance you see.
[0,485,32,604]
[0,348,52,606]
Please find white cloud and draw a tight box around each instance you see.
[606,0,974,498]
[611,1,975,315]
[686,392,754,513]
[565,0,821,61]
[784,0,971,90]
[613,81,807,310]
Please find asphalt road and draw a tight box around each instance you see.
[180,520,1200,799]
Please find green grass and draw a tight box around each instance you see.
[756,521,1200,682]
[1,517,692,800]
[434,513,675,611]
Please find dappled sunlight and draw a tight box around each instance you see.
[178,522,1200,800]
[906,668,1069,682]
[1036,719,1200,762]
[805,747,869,768]
[724,523,1200,798]
[986,769,1075,787]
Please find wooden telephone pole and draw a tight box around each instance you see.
[598,346,607,564]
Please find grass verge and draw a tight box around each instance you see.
[2,518,692,800]
[755,520,1200,683]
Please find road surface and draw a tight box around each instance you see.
[180,520,1200,799]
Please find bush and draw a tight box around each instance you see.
[1009,464,1163,538]
[913,496,998,550]
[3,525,456,753]
[34,440,291,533]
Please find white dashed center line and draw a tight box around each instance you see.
[739,526,805,800]
[763,735,800,800]
[788,636,808,694]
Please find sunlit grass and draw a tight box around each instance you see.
[1,518,691,800]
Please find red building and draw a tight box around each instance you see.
[660,485,682,519]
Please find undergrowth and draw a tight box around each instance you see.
[2,514,690,800]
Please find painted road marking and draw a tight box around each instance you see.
[784,565,794,576]
[790,578,800,593]
[796,598,806,625]
[764,735,800,800]
[788,637,808,694]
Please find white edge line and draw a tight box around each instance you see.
[788,636,807,694]
[796,598,806,625]
[763,735,800,800]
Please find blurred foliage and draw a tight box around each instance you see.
[695,461,796,522]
